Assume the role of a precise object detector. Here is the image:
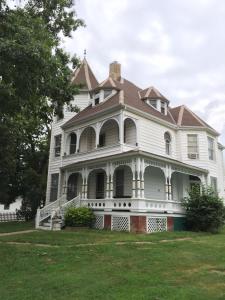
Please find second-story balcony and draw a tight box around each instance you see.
[62,117,138,167]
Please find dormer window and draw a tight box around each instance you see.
[104,89,112,99]
[94,93,100,106]
[161,101,166,114]
[149,99,157,108]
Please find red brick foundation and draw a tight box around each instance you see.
[167,216,174,231]
[130,216,146,233]
[104,215,111,230]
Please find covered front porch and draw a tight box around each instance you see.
[59,152,207,215]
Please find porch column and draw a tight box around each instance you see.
[96,122,100,148]
[132,159,136,198]
[136,157,141,198]
[168,176,172,200]
[140,159,145,199]
[76,129,81,153]
[109,163,114,198]
[119,112,124,144]
[106,163,110,198]
[82,168,88,199]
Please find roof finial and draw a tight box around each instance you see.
[84,49,87,58]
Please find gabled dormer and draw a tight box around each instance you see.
[91,61,123,106]
[139,86,169,115]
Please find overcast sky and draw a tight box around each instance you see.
[62,0,225,144]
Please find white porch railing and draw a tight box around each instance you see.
[80,198,184,214]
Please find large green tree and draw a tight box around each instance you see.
[0,0,84,214]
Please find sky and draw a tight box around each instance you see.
[62,0,225,144]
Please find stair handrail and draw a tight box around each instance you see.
[39,194,67,222]
[59,194,81,216]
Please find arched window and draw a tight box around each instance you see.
[164,132,171,155]
[70,133,77,154]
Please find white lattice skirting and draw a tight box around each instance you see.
[93,215,104,229]
[112,216,130,231]
[147,217,167,233]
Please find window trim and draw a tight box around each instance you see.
[164,132,171,155]
[187,134,199,159]
[54,134,62,157]
[207,136,215,161]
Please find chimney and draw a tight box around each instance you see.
[109,61,121,81]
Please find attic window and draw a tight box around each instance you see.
[149,100,157,108]
[94,93,100,105]
[161,101,166,114]
[104,90,112,99]
[95,97,100,105]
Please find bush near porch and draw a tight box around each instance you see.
[182,185,225,233]
[64,207,95,227]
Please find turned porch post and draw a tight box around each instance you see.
[131,159,136,198]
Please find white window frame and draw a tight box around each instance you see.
[207,136,215,161]
[187,134,199,159]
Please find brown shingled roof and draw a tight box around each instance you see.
[93,77,123,92]
[139,86,169,102]
[71,58,98,90]
[170,105,218,133]
[62,77,176,128]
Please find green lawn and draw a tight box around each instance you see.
[0,221,34,233]
[0,225,225,300]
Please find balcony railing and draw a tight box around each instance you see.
[62,143,137,167]
[80,198,184,214]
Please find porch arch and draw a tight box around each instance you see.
[171,172,201,201]
[99,119,119,147]
[87,169,107,199]
[79,126,96,152]
[67,173,82,200]
[113,165,132,198]
[124,118,137,145]
[144,166,165,199]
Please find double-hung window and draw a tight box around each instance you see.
[208,137,215,160]
[187,134,199,159]
[54,134,62,157]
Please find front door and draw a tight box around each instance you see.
[96,172,105,199]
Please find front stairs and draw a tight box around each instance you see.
[35,195,81,230]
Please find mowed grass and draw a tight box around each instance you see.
[0,221,34,233]
[0,225,225,299]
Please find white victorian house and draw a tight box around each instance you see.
[36,59,225,233]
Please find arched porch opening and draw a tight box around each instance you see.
[113,165,132,198]
[67,173,82,201]
[124,118,137,146]
[79,127,96,153]
[144,166,165,199]
[99,119,119,147]
[171,172,201,201]
[87,169,107,199]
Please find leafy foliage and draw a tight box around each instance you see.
[64,207,95,227]
[182,185,225,233]
[0,0,84,215]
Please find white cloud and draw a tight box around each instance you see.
[65,0,225,144]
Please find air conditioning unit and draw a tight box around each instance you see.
[188,153,199,159]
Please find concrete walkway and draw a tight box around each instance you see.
[0,230,37,237]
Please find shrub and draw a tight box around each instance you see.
[64,207,95,227]
[182,185,225,233]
